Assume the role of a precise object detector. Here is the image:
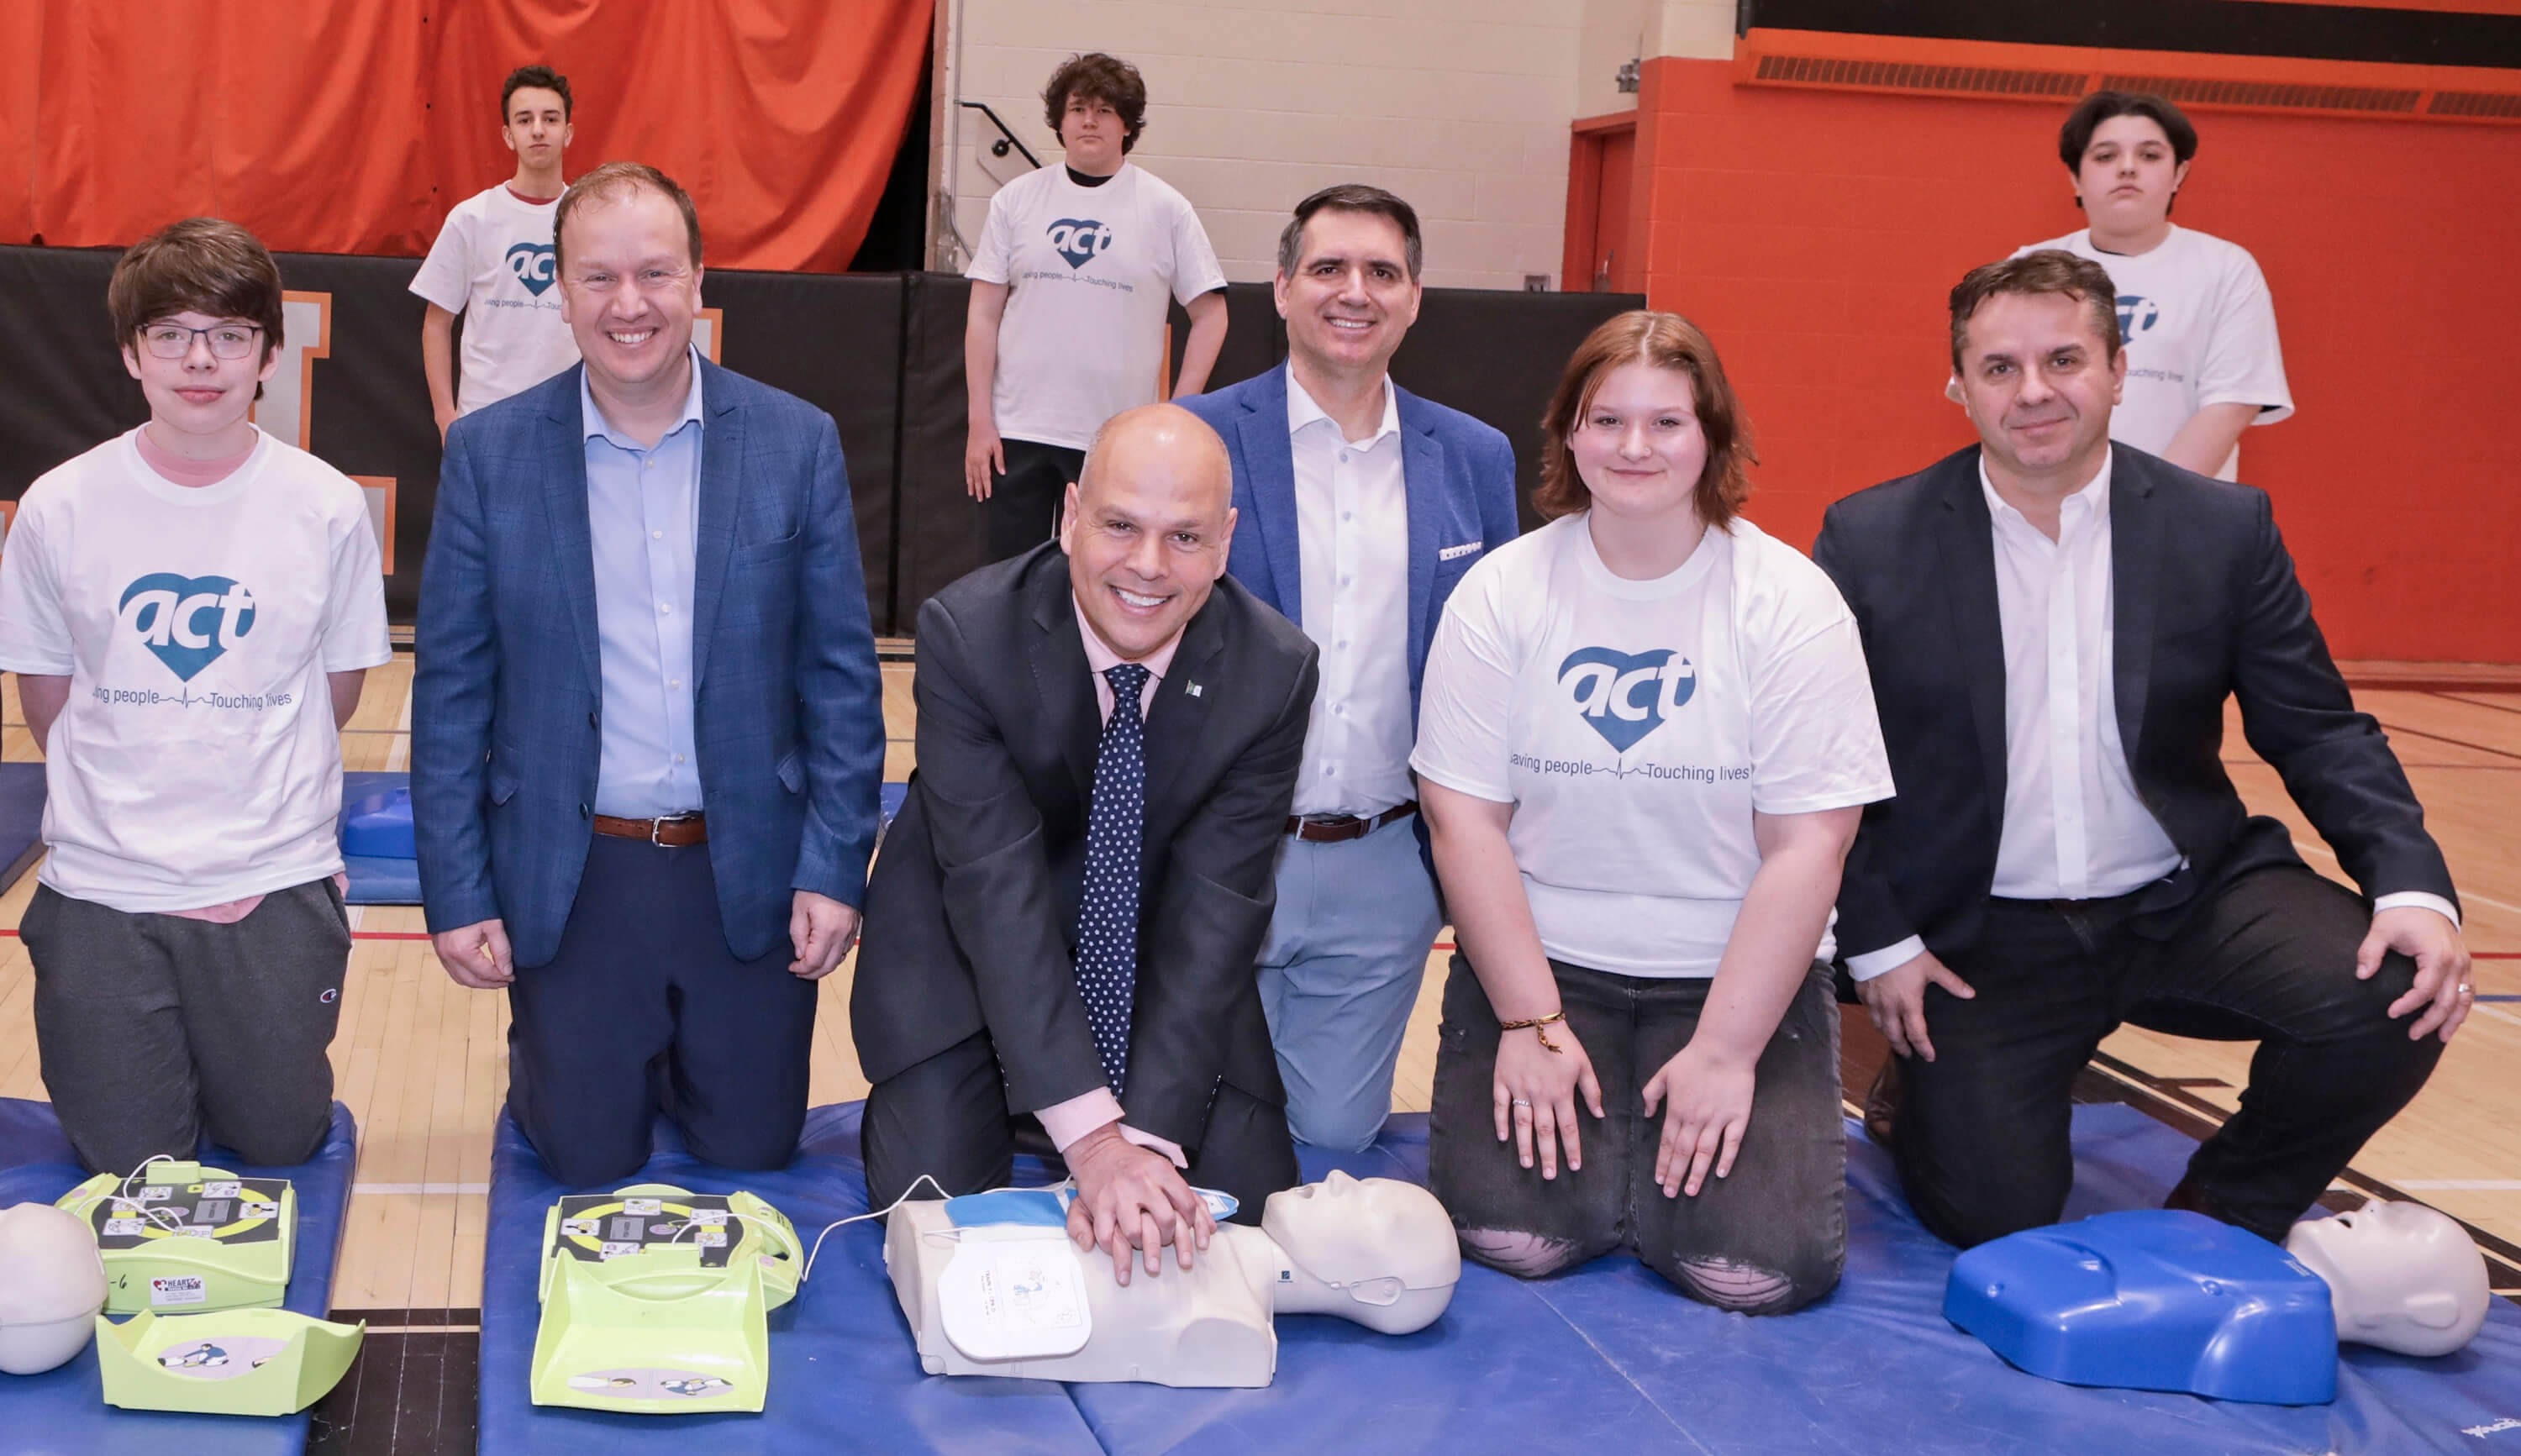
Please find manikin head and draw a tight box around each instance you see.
[2287,1200,2490,1357]
[0,1201,108,1375]
[1262,1171,1460,1335]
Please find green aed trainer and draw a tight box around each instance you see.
[56,1161,296,1316]
[96,1307,363,1417]
[529,1183,800,1415]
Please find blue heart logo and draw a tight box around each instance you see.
[1557,646,1694,753]
[118,573,256,681]
[2117,293,2158,336]
[506,241,558,296]
[1046,218,1113,270]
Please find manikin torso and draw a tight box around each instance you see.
[884,1171,1459,1387]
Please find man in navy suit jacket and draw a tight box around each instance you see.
[1814,251,2468,1248]
[1178,186,1518,1152]
[413,164,883,1187]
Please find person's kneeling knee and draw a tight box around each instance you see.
[1646,1245,1840,1316]
[1459,1227,1588,1279]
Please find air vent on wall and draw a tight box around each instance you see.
[1739,30,2521,127]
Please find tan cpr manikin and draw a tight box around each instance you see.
[2285,1198,2492,1358]
[885,1170,1460,1385]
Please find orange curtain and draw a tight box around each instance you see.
[4,0,933,271]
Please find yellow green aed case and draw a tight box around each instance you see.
[530,1182,801,1414]
[55,1161,297,1315]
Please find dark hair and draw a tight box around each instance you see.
[1042,53,1147,154]
[553,161,703,280]
[108,218,286,370]
[1276,185,1424,281]
[503,65,573,122]
[1535,310,1755,529]
[1948,250,2122,372]
[2059,90,2196,171]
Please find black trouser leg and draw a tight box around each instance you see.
[973,439,1084,566]
[2128,865,2443,1242]
[861,1031,1019,1211]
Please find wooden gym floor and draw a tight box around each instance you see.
[4,653,2520,1327]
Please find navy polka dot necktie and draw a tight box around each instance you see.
[1076,661,1150,1097]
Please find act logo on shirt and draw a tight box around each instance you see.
[118,574,257,681]
[1558,647,1695,753]
[506,242,559,297]
[1047,218,1115,270]
[2116,294,2160,337]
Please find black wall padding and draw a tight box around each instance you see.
[1,244,1642,632]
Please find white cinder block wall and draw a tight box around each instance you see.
[938,0,1587,290]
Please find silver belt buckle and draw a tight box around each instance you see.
[651,811,698,846]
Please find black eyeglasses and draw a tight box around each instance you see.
[139,323,264,360]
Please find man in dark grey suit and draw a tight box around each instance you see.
[853,403,1318,1278]
[1814,250,2470,1249]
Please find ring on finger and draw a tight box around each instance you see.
[2459,984,2475,997]
[1511,1098,1532,1109]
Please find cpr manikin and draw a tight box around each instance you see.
[0,1201,108,1375]
[885,1170,1460,1386]
[2287,1198,2491,1357]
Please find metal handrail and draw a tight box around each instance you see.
[958,102,1041,168]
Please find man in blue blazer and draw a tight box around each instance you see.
[1178,185,1518,1152]
[413,164,884,1187]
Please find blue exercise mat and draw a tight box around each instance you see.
[0,1098,359,1456]
[477,1098,2521,1455]
[0,760,45,894]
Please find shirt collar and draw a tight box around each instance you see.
[1285,362,1399,449]
[581,345,707,448]
[1979,445,2112,529]
[1071,587,1182,685]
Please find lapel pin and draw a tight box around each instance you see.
[1186,682,1203,697]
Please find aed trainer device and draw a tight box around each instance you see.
[57,1161,296,1316]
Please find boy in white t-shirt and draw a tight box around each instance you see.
[413,65,582,440]
[0,219,392,1175]
[2014,91,2292,481]
[963,51,1230,564]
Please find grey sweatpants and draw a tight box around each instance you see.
[23,878,351,1174]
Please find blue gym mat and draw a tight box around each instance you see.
[476,1099,2521,1455]
[333,775,912,906]
[0,1098,360,1456]
[0,760,45,894]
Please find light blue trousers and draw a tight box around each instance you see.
[1257,815,1446,1153]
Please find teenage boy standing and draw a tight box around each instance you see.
[0,218,391,1175]
[413,64,583,440]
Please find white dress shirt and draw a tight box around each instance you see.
[1286,364,1416,817]
[1847,449,2455,980]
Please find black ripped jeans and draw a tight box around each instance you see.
[1893,865,2445,1248]
[1428,955,1845,1315]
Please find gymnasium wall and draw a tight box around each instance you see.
[1624,54,2521,663]
[0,0,932,271]
[943,0,1581,288]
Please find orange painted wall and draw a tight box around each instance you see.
[1629,55,2521,663]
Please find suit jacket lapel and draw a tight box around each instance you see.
[1234,368,1302,618]
[540,371,603,696]
[1397,388,1443,696]
[1025,560,1102,810]
[1143,592,1224,816]
[689,361,743,689]
[1933,452,2011,824]
[2108,454,2160,763]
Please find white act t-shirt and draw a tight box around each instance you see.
[411,184,582,415]
[2017,225,2292,480]
[967,163,1227,450]
[0,429,392,912]
[1412,515,1895,978]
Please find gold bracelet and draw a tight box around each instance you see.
[1498,1009,1567,1054]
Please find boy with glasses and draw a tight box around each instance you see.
[0,218,390,1175]
[413,64,582,441]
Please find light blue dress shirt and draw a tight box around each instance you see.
[582,351,707,817]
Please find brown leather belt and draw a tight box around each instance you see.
[1284,801,1416,844]
[592,811,708,847]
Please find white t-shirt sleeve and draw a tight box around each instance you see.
[409,202,476,313]
[322,498,393,673]
[0,501,75,675]
[966,187,1017,286]
[1739,547,1896,817]
[1166,193,1228,305]
[1409,562,1518,804]
[2196,247,2292,424]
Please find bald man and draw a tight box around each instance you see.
[854,405,1320,1269]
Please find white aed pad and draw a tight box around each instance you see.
[937,1230,1092,1361]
